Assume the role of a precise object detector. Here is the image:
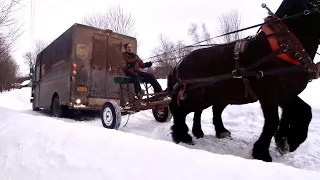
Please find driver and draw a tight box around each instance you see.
[121,43,163,96]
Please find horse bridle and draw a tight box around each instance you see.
[291,0,320,59]
[307,1,320,55]
[303,0,320,76]
[306,0,320,8]
[260,0,320,78]
[304,0,320,14]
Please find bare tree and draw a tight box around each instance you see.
[23,40,49,70]
[188,23,200,44]
[150,22,215,78]
[82,4,136,37]
[188,23,215,51]
[0,0,23,92]
[188,22,214,50]
[151,34,176,77]
[0,0,23,52]
[82,12,107,29]
[0,39,18,92]
[201,23,212,44]
[150,34,193,78]
[217,9,245,43]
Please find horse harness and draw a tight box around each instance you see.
[173,2,320,105]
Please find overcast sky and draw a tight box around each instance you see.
[13,0,319,75]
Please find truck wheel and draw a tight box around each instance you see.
[101,101,121,130]
[51,96,74,118]
[52,96,64,117]
[152,106,172,123]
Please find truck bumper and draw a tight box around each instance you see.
[70,98,121,111]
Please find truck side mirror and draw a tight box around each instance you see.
[29,67,34,79]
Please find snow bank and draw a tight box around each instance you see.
[20,80,31,86]
[299,80,320,109]
[0,107,319,180]
[0,87,31,111]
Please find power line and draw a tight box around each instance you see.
[30,0,36,50]
[30,0,33,49]
[141,10,308,62]
[141,22,264,62]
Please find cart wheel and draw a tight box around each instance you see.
[101,101,122,130]
[152,106,172,123]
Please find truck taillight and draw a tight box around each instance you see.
[72,63,77,75]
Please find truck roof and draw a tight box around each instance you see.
[73,23,137,41]
[36,23,137,59]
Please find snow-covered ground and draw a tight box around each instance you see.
[2,107,320,180]
[1,79,320,179]
[20,80,31,87]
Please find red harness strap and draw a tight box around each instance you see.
[261,22,302,65]
[177,85,186,106]
[175,78,186,106]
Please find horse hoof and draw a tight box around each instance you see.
[252,144,272,162]
[182,133,194,144]
[217,131,231,138]
[185,140,195,145]
[172,133,181,144]
[289,143,300,152]
[287,136,303,152]
[192,129,204,139]
[172,132,194,145]
[252,152,272,162]
[275,137,289,155]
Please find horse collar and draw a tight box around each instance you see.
[261,22,301,65]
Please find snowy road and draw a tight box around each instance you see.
[0,79,320,172]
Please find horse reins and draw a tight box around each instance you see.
[148,1,320,64]
[172,1,320,87]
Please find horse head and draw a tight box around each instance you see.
[277,0,320,13]
[267,0,319,65]
[275,0,320,36]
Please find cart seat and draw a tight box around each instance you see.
[114,76,146,84]
[114,76,132,84]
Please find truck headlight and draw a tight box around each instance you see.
[75,99,81,104]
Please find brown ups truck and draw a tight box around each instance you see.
[30,23,137,117]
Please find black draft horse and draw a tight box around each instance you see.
[167,0,320,162]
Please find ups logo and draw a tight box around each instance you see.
[76,44,89,60]
[41,64,46,77]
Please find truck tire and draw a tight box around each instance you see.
[101,101,121,130]
[51,96,64,117]
[51,96,74,118]
[152,106,172,123]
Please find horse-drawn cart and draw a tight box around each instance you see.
[100,75,172,130]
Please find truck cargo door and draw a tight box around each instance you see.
[90,35,108,98]
[105,36,123,99]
